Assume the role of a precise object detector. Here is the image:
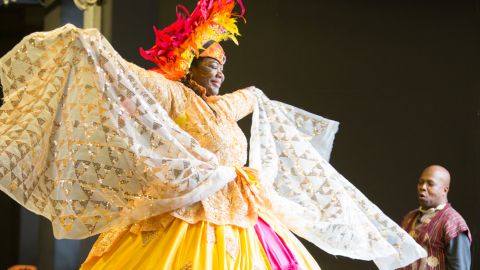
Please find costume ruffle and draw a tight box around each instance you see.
[81,172,315,270]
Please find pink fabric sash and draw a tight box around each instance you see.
[254,217,299,270]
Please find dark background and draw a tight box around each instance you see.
[1,0,479,269]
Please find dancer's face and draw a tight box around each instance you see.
[189,57,225,96]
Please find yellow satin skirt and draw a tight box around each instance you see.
[80,210,320,270]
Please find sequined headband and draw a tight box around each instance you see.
[199,41,226,65]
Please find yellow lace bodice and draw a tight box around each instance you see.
[131,63,255,167]
[129,63,258,227]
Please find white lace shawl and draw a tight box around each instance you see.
[0,24,425,269]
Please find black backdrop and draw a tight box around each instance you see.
[1,0,479,269]
[114,1,479,268]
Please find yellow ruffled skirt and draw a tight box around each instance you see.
[81,168,320,270]
[80,209,320,270]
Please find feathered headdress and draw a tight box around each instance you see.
[140,0,245,80]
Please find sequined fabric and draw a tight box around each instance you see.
[0,25,427,269]
[170,91,259,227]
[249,92,427,269]
[128,62,259,227]
[0,24,237,239]
[128,61,254,168]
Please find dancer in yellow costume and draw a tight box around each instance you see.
[81,40,318,269]
[0,0,427,269]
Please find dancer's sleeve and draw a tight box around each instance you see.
[248,90,427,269]
[0,24,236,240]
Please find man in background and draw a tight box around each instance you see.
[399,165,471,270]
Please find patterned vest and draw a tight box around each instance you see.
[399,203,471,270]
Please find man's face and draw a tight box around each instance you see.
[190,57,224,96]
[417,169,449,209]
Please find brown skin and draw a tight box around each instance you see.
[189,57,225,96]
[122,57,224,114]
[417,165,450,209]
